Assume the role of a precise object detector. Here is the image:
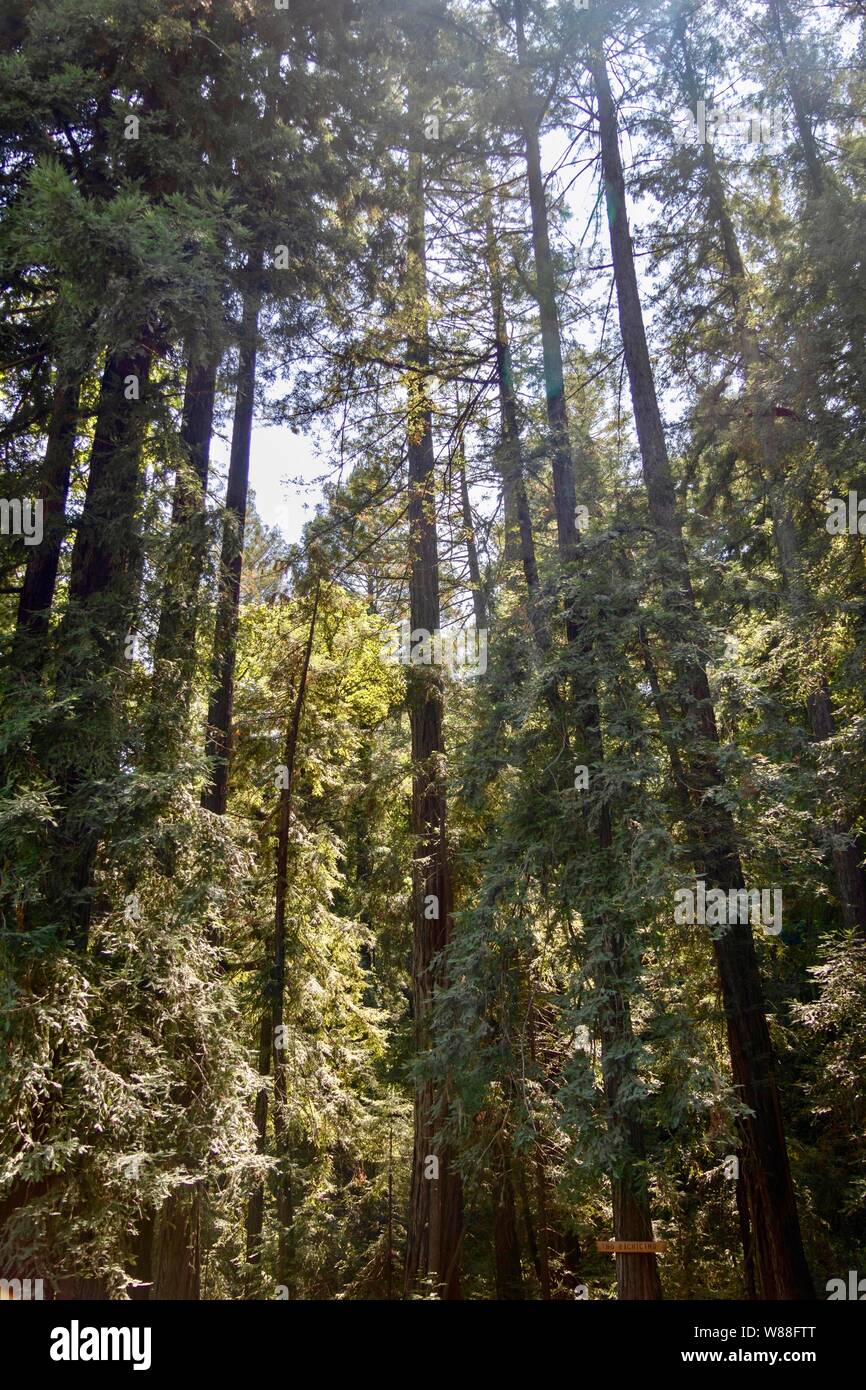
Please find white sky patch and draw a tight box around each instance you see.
[209,421,323,543]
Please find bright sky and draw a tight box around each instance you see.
[235,25,843,546]
[210,421,324,543]
[239,131,595,543]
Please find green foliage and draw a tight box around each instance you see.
[1,0,864,1301]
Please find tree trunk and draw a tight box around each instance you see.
[150,353,219,742]
[13,371,81,672]
[49,346,152,950]
[515,1158,544,1292]
[525,1018,554,1300]
[151,256,259,1311]
[202,265,262,814]
[245,1009,272,1283]
[597,924,662,1299]
[130,354,219,1296]
[483,185,546,645]
[766,0,826,196]
[515,0,661,1298]
[272,583,320,1291]
[151,1194,200,1300]
[60,349,152,678]
[456,439,488,630]
[402,142,462,1301]
[676,25,866,936]
[493,1138,524,1299]
[592,46,814,1298]
[515,74,577,569]
[736,1154,759,1300]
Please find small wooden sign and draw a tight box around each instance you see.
[596,1240,667,1254]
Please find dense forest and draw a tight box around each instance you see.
[0,0,864,1306]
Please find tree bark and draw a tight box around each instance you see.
[402,141,463,1301]
[456,439,488,630]
[493,1137,524,1299]
[766,0,826,196]
[202,265,262,814]
[272,583,320,1291]
[245,1009,272,1282]
[151,1195,200,1301]
[736,1154,759,1300]
[60,349,152,677]
[515,0,661,1298]
[49,346,152,950]
[676,23,866,936]
[150,353,219,742]
[13,371,81,672]
[483,184,546,645]
[516,79,577,568]
[592,45,814,1298]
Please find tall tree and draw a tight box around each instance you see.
[669,12,866,938]
[512,0,662,1299]
[202,269,262,815]
[590,38,814,1298]
[402,134,463,1301]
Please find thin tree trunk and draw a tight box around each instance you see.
[515,1158,544,1292]
[736,1154,759,1300]
[272,583,320,1291]
[387,1118,395,1300]
[766,0,826,196]
[518,113,577,567]
[402,140,462,1301]
[456,439,488,630]
[202,265,262,814]
[483,185,546,644]
[483,187,532,566]
[515,0,661,1299]
[533,1146,552,1300]
[150,353,219,741]
[525,1019,553,1301]
[493,1137,524,1299]
[592,46,814,1298]
[245,1009,272,1281]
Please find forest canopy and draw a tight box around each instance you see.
[0,0,865,1306]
